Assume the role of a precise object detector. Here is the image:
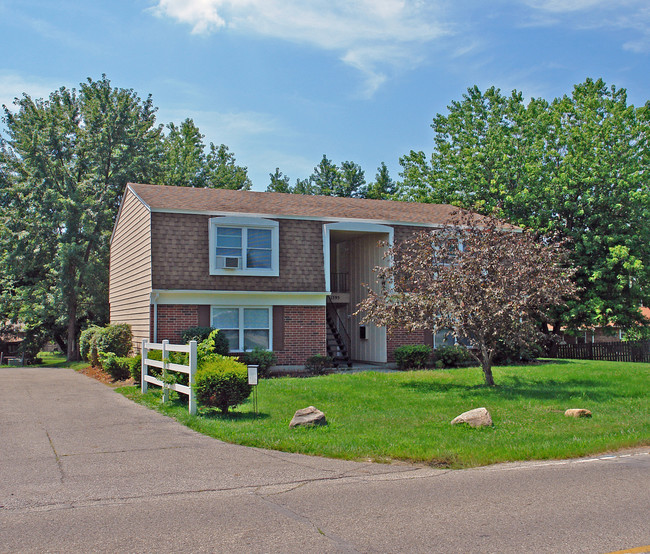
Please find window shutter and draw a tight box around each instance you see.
[198,305,211,328]
[423,331,434,349]
[273,306,285,351]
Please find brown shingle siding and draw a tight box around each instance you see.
[151,213,325,291]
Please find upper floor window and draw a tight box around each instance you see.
[209,216,279,276]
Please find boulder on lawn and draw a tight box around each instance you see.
[564,408,592,418]
[451,407,493,428]
[289,406,327,428]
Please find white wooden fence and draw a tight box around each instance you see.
[141,339,197,415]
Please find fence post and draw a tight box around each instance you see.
[162,339,169,403]
[188,340,197,415]
[141,339,148,393]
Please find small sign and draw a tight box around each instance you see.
[247,365,258,386]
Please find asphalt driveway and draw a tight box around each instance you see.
[1,367,648,553]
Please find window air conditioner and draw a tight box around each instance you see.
[216,255,241,269]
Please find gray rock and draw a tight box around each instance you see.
[289,406,327,428]
[565,408,592,418]
[451,407,493,428]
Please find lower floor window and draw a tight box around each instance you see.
[211,306,271,351]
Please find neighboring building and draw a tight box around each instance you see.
[0,323,24,363]
[109,183,465,365]
[560,307,650,344]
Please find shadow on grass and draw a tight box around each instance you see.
[199,410,271,421]
[401,375,613,402]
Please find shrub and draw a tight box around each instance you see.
[80,325,101,365]
[193,356,252,414]
[304,354,333,375]
[190,327,230,359]
[493,342,542,365]
[128,354,142,382]
[94,324,132,358]
[434,345,473,368]
[98,352,131,381]
[242,347,277,378]
[394,344,432,370]
[180,326,213,345]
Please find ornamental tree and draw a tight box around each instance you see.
[356,212,577,386]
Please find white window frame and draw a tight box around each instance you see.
[211,306,273,352]
[209,216,280,276]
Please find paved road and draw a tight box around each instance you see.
[1,367,648,553]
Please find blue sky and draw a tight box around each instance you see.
[1,0,648,191]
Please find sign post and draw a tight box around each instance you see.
[247,365,258,416]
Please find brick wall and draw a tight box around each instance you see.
[156,305,200,344]
[386,326,433,363]
[275,306,327,365]
[153,303,325,365]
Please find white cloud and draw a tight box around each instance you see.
[150,0,451,95]
[519,0,650,52]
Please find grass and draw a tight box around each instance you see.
[118,359,649,468]
[23,351,90,371]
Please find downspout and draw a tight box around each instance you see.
[151,292,159,343]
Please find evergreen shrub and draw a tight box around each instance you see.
[193,356,252,414]
[242,347,277,377]
[394,344,432,370]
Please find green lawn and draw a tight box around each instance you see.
[117,359,649,468]
[25,351,90,371]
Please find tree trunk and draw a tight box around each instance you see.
[66,300,79,361]
[479,343,496,386]
[482,363,496,386]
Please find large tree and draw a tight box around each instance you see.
[399,79,650,333]
[160,118,207,188]
[0,76,162,359]
[360,162,397,199]
[357,212,577,386]
[267,167,292,193]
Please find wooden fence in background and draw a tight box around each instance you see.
[555,340,650,363]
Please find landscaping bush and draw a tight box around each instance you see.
[98,351,131,381]
[493,341,543,365]
[242,347,277,378]
[81,324,132,365]
[394,344,432,370]
[182,326,230,356]
[181,327,230,356]
[193,356,252,414]
[304,354,333,375]
[433,344,473,368]
[80,325,101,365]
[128,354,142,382]
[94,323,132,358]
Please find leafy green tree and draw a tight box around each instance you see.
[309,154,341,196]
[204,143,252,190]
[292,177,315,195]
[161,118,207,188]
[360,162,396,199]
[338,160,365,197]
[399,79,650,332]
[267,167,292,193]
[0,76,162,360]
